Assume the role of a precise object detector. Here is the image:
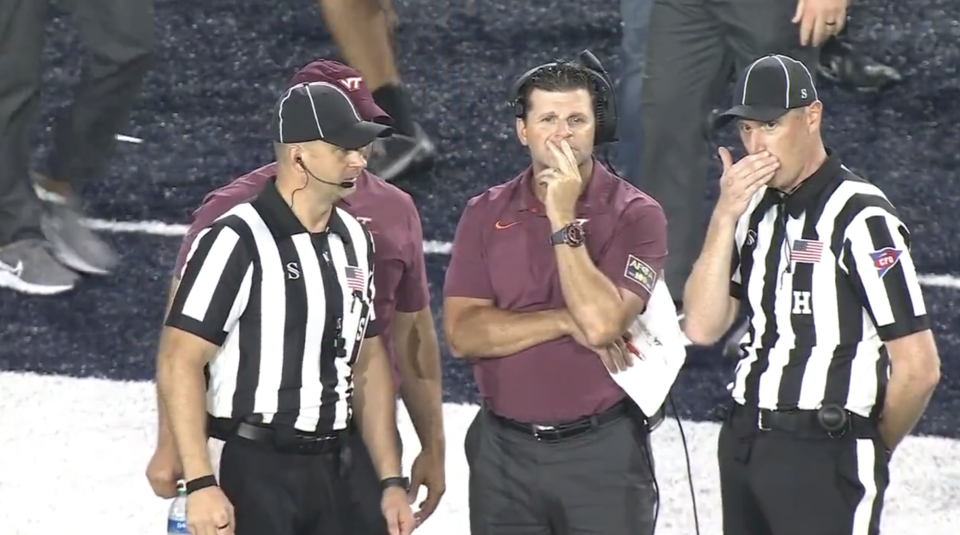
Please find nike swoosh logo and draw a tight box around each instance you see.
[0,260,24,277]
[494,221,519,230]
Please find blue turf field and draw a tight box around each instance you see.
[2,0,957,434]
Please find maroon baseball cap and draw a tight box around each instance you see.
[288,59,392,126]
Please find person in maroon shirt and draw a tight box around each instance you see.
[443,58,666,534]
[145,59,446,534]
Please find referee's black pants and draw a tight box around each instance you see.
[718,403,889,535]
[218,427,349,535]
[465,400,657,535]
[0,0,153,245]
[342,421,404,535]
[638,0,820,298]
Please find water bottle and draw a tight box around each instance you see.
[167,481,189,535]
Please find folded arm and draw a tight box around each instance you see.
[551,199,668,346]
[442,197,575,358]
[443,297,573,358]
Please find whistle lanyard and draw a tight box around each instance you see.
[777,203,792,289]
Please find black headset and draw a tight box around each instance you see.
[509,49,619,146]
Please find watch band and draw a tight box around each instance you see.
[185,474,218,495]
[550,221,585,247]
[381,476,410,491]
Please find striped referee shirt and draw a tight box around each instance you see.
[729,151,930,418]
[164,177,377,433]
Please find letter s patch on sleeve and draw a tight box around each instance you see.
[624,254,657,293]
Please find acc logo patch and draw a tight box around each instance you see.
[624,254,657,293]
[869,247,903,278]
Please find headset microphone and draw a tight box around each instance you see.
[297,157,355,189]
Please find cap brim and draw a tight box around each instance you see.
[714,105,790,128]
[328,121,393,150]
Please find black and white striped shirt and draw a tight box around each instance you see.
[728,151,930,418]
[165,178,377,433]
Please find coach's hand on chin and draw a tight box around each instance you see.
[146,444,183,498]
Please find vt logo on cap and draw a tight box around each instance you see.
[272,82,393,150]
[715,54,819,127]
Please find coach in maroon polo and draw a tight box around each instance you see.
[144,59,447,533]
[443,60,666,534]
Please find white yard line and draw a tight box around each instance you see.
[83,218,959,289]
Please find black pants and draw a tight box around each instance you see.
[638,0,820,297]
[0,0,153,245]
[218,434,348,535]
[465,405,657,535]
[718,407,889,535]
[342,423,405,535]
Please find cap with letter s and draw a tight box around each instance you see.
[715,54,819,128]
[271,81,393,150]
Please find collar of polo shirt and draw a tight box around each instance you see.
[778,149,842,218]
[253,177,352,240]
[515,157,618,212]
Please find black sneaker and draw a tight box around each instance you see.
[819,35,903,93]
[366,123,437,182]
[0,239,80,295]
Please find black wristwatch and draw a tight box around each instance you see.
[381,476,410,492]
[549,221,585,247]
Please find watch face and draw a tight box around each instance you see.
[567,223,585,245]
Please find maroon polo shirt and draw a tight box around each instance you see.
[443,160,668,423]
[174,163,430,390]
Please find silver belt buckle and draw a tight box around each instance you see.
[533,424,555,440]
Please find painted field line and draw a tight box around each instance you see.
[83,218,958,289]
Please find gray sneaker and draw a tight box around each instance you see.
[36,189,118,275]
[0,239,80,295]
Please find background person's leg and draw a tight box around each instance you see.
[615,0,652,186]
[0,0,79,295]
[37,0,155,275]
[639,0,727,301]
[318,0,436,182]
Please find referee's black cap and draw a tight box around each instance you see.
[272,82,393,150]
[715,54,819,128]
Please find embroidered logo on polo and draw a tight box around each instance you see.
[624,255,657,293]
[869,247,903,278]
[353,216,379,235]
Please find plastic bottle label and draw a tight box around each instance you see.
[168,518,189,533]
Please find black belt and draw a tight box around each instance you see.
[730,403,877,439]
[209,417,343,455]
[488,399,631,442]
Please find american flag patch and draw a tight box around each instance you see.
[791,239,823,264]
[344,265,366,292]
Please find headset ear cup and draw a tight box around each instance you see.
[587,72,618,145]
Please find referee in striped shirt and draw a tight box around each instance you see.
[684,54,941,535]
[156,82,414,535]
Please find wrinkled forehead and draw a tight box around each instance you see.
[526,88,594,117]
